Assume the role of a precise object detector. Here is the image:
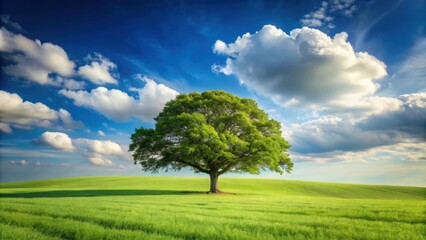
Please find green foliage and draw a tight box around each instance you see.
[129,91,293,179]
[0,177,425,240]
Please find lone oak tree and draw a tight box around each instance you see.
[129,91,293,193]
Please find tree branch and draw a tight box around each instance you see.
[176,159,209,174]
[218,161,238,175]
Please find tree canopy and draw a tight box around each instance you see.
[129,90,293,193]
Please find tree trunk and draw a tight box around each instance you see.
[208,172,220,193]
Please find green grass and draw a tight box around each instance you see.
[0,177,425,240]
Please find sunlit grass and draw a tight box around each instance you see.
[0,177,425,239]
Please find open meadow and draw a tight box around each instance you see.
[0,176,425,240]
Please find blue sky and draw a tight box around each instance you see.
[0,0,425,186]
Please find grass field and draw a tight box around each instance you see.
[0,176,425,240]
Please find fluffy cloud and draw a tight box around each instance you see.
[77,53,118,85]
[59,77,179,121]
[213,25,387,111]
[301,0,357,29]
[73,138,123,155]
[301,2,334,29]
[74,138,125,166]
[0,90,57,127]
[358,92,426,139]
[98,130,106,136]
[0,122,12,133]
[0,27,75,85]
[286,92,425,160]
[59,78,86,90]
[31,131,75,151]
[329,0,357,16]
[32,131,130,166]
[0,90,82,132]
[287,116,400,154]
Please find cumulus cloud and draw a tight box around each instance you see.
[32,131,130,166]
[31,131,75,151]
[329,0,357,16]
[77,53,118,85]
[73,138,123,155]
[301,2,334,29]
[287,116,400,154]
[0,122,12,133]
[98,130,106,136]
[0,27,75,85]
[213,25,387,112]
[59,76,179,121]
[0,90,82,132]
[358,92,426,139]
[301,0,357,29]
[86,155,113,166]
[0,90,57,127]
[73,138,126,166]
[286,91,425,161]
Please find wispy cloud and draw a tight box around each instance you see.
[354,0,402,49]
[0,15,23,32]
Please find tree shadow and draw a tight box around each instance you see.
[0,189,203,198]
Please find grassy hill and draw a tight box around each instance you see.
[0,177,425,240]
[1,176,424,200]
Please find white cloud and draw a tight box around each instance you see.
[87,154,113,166]
[358,92,426,139]
[73,138,128,166]
[213,25,387,112]
[287,116,401,154]
[0,90,82,132]
[32,131,130,166]
[73,138,123,155]
[0,27,75,85]
[58,109,84,129]
[301,0,357,29]
[301,2,334,29]
[59,76,179,121]
[98,130,106,136]
[286,91,425,161]
[74,138,125,166]
[34,161,43,166]
[0,122,12,133]
[62,78,86,90]
[8,160,29,166]
[77,53,118,85]
[0,90,57,126]
[330,0,357,16]
[0,15,23,32]
[7,159,45,166]
[291,142,426,163]
[32,131,75,151]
